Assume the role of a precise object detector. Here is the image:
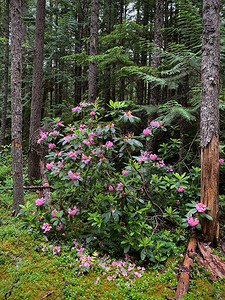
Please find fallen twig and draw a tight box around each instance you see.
[38,290,54,300]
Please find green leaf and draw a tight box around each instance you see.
[140,249,146,261]
[205,214,213,221]
[124,244,130,253]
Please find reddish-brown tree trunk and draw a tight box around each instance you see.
[200,0,220,246]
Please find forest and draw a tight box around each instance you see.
[1,0,225,299]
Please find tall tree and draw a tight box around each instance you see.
[88,0,99,102]
[28,0,46,183]
[0,0,9,148]
[11,0,24,214]
[201,0,220,246]
[150,0,164,107]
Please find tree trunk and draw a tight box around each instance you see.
[150,0,164,107]
[200,0,220,247]
[11,0,24,214]
[0,0,9,148]
[28,0,46,183]
[88,0,99,103]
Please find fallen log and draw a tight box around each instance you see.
[0,186,54,190]
[173,233,197,300]
[197,241,225,281]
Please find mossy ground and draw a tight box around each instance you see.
[1,192,225,300]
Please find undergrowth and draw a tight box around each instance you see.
[1,191,225,299]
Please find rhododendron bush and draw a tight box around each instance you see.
[24,100,210,262]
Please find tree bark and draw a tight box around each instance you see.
[28,0,46,183]
[150,0,164,107]
[0,0,9,148]
[11,0,24,214]
[88,0,99,103]
[200,0,220,246]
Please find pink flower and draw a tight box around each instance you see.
[196,203,207,213]
[56,223,63,231]
[219,158,224,163]
[53,246,61,255]
[187,215,199,227]
[51,209,57,218]
[177,186,184,193]
[124,111,133,117]
[143,128,151,135]
[149,154,157,161]
[68,171,80,180]
[108,185,114,191]
[63,136,71,143]
[35,197,45,206]
[46,161,54,170]
[40,131,47,138]
[137,156,147,162]
[42,223,52,233]
[72,106,82,112]
[116,183,123,191]
[95,276,100,285]
[122,170,129,175]
[150,121,160,127]
[56,121,62,125]
[90,111,96,116]
[68,206,78,216]
[104,141,113,148]
[82,154,92,164]
[37,138,43,144]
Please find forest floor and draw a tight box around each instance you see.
[1,191,225,300]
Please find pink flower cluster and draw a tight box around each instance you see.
[35,197,45,206]
[46,161,54,170]
[124,111,133,117]
[37,131,47,144]
[176,186,184,193]
[116,183,124,191]
[137,152,158,163]
[150,121,163,128]
[68,170,81,180]
[51,209,58,217]
[104,141,113,148]
[143,128,151,135]
[82,154,92,164]
[195,203,207,213]
[48,143,56,149]
[219,158,224,163]
[187,215,199,227]
[72,106,82,112]
[68,206,78,216]
[42,222,52,233]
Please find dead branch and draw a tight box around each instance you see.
[197,241,225,281]
[38,290,54,300]
[173,233,197,300]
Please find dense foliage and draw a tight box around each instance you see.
[16,100,215,262]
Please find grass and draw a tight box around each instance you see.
[1,191,225,299]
